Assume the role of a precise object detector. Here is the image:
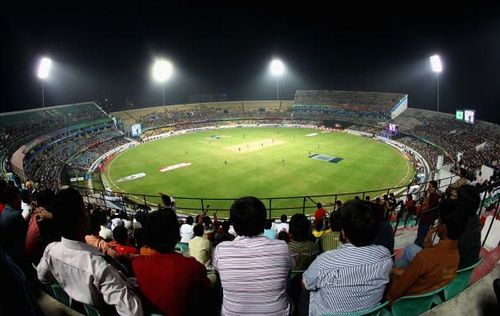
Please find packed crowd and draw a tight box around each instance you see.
[0,170,492,315]
[138,107,288,130]
[408,116,500,170]
[68,136,130,171]
[24,130,127,189]
[396,136,445,170]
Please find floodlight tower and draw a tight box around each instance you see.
[270,59,285,100]
[429,54,443,112]
[152,59,173,106]
[37,57,52,107]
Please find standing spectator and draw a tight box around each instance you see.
[213,197,293,316]
[37,188,143,316]
[314,203,327,222]
[189,224,212,268]
[288,214,319,270]
[180,216,194,243]
[132,208,210,315]
[303,200,392,315]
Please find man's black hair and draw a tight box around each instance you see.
[221,221,231,232]
[53,187,87,240]
[330,212,341,232]
[439,199,466,240]
[145,208,180,253]
[340,200,378,247]
[161,194,172,207]
[429,180,438,190]
[1,185,19,206]
[33,189,55,210]
[230,197,267,237]
[457,185,481,217]
[193,223,204,237]
[289,213,311,242]
[264,219,273,230]
[316,202,322,208]
[280,214,287,223]
[185,216,194,225]
[113,225,129,245]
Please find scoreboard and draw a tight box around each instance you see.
[456,109,475,124]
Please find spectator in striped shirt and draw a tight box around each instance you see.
[212,197,293,316]
[303,200,393,315]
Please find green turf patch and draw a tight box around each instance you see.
[104,127,415,216]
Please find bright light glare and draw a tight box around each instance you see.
[270,59,285,76]
[429,55,442,73]
[152,59,173,83]
[37,57,52,79]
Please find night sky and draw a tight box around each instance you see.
[1,2,499,123]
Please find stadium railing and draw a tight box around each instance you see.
[74,175,461,218]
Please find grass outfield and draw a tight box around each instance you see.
[103,127,414,216]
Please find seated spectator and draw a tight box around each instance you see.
[278,230,290,243]
[314,203,327,222]
[456,185,481,269]
[288,214,319,270]
[320,213,342,252]
[109,225,138,256]
[25,189,59,264]
[415,181,439,247]
[312,219,325,238]
[0,244,37,316]
[37,188,143,315]
[0,185,28,268]
[303,200,392,315]
[214,221,236,245]
[373,203,395,255]
[387,200,466,302]
[85,208,118,258]
[263,219,277,239]
[180,215,194,243]
[189,223,212,268]
[132,208,209,315]
[275,214,289,233]
[212,197,293,315]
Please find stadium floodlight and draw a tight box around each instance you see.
[37,57,52,107]
[152,59,174,106]
[429,54,443,112]
[269,58,285,100]
[429,55,442,73]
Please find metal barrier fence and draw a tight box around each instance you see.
[74,175,460,218]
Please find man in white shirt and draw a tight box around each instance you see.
[180,216,194,243]
[37,188,143,316]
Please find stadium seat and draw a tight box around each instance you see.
[320,301,389,316]
[175,242,188,253]
[83,304,102,316]
[49,283,71,307]
[442,257,483,300]
[388,285,446,316]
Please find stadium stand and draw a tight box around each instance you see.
[0,95,499,315]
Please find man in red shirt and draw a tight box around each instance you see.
[314,202,327,222]
[132,208,210,315]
